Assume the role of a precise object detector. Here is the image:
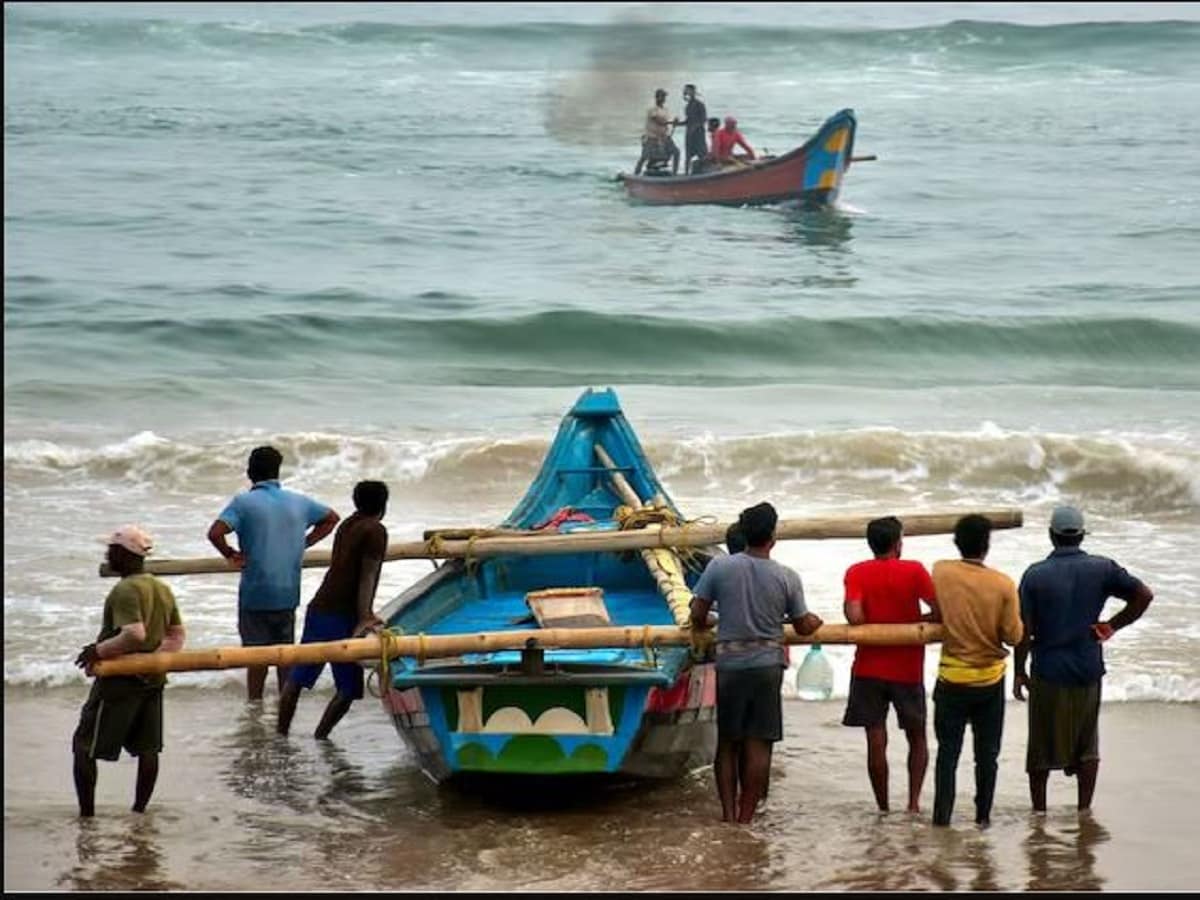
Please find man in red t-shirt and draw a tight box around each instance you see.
[712,116,756,165]
[842,516,939,813]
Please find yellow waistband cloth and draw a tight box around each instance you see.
[938,652,1006,687]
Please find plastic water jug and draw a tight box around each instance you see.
[794,644,834,700]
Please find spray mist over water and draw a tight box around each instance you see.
[542,12,687,148]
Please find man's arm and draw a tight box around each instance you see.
[354,552,385,635]
[1013,575,1033,700]
[791,612,823,636]
[1093,581,1153,642]
[207,520,244,568]
[736,135,756,159]
[1000,581,1024,646]
[690,595,713,631]
[305,509,340,548]
[159,624,186,654]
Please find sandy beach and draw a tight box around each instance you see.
[5,685,1197,892]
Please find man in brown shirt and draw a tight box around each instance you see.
[930,514,1023,827]
[277,481,389,738]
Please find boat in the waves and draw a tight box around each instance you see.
[374,388,719,784]
[618,108,859,208]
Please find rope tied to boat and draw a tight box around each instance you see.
[417,632,428,668]
[641,624,656,668]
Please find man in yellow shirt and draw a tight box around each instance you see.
[930,514,1023,827]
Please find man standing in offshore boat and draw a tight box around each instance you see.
[675,84,708,175]
[691,502,822,824]
[634,88,678,176]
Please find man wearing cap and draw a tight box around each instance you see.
[634,88,679,176]
[207,445,339,702]
[72,526,186,817]
[1014,506,1154,812]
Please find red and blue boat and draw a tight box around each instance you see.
[375,388,718,783]
[619,108,859,208]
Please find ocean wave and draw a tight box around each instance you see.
[6,425,1198,514]
[8,311,1200,389]
[7,13,1198,68]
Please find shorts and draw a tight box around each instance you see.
[641,135,678,161]
[72,677,164,761]
[1025,675,1101,773]
[287,608,365,700]
[842,675,926,730]
[685,129,707,161]
[238,607,296,647]
[716,665,784,743]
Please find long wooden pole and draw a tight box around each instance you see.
[90,622,945,678]
[99,509,1022,577]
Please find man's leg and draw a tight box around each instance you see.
[314,694,354,740]
[932,682,968,826]
[972,682,1005,825]
[714,739,740,823]
[73,750,97,818]
[1077,759,1099,811]
[246,666,268,702]
[904,724,929,813]
[865,724,890,812]
[277,680,302,735]
[132,752,159,813]
[735,738,772,824]
[1029,770,1049,812]
[274,665,291,696]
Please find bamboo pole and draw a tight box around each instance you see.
[99,509,1022,577]
[594,443,696,627]
[90,622,945,678]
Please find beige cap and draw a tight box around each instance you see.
[104,524,154,557]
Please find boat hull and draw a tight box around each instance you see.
[380,662,717,784]
[619,108,856,207]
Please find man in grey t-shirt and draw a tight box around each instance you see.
[691,501,822,824]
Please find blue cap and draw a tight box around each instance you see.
[1050,505,1085,536]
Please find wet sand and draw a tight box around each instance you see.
[4,685,1197,891]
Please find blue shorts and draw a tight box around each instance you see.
[287,608,364,700]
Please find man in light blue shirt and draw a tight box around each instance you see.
[208,446,339,701]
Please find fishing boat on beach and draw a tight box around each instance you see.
[374,387,719,783]
[618,108,862,208]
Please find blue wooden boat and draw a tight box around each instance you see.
[374,388,718,784]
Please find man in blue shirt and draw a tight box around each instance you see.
[1013,505,1153,813]
[690,502,822,824]
[208,446,339,701]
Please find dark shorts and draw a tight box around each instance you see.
[716,665,784,743]
[1026,675,1101,773]
[843,675,926,730]
[238,607,296,647]
[642,135,678,160]
[685,128,707,160]
[288,608,365,700]
[72,677,164,761]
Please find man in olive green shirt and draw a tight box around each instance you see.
[72,525,185,817]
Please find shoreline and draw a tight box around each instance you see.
[5,685,1198,891]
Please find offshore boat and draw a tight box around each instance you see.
[618,108,858,208]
